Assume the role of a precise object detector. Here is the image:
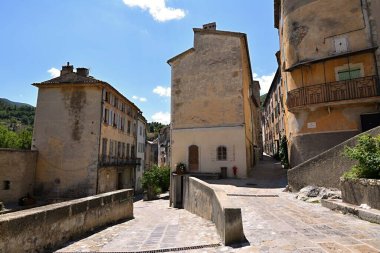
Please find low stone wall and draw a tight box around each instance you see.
[288,126,380,191]
[0,149,37,203]
[0,189,134,252]
[341,178,380,209]
[183,176,245,245]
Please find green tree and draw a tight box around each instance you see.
[17,128,33,149]
[343,134,380,179]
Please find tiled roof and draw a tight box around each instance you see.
[33,72,106,85]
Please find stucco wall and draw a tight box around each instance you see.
[0,189,134,253]
[183,176,245,246]
[171,126,248,178]
[288,103,379,166]
[288,126,380,191]
[0,149,37,203]
[32,85,102,199]
[368,0,380,75]
[170,32,245,129]
[282,0,371,69]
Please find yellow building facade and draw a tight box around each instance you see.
[32,63,141,199]
[168,23,261,178]
[275,0,380,166]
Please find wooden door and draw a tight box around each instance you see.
[188,145,199,172]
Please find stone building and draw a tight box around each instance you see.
[262,68,286,156]
[145,139,158,170]
[32,63,142,199]
[158,126,170,167]
[168,23,261,178]
[135,113,147,193]
[274,0,380,166]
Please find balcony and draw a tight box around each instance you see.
[287,76,380,110]
[99,155,141,167]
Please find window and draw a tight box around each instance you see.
[102,138,108,156]
[3,180,10,190]
[139,126,142,136]
[104,108,109,124]
[131,145,135,158]
[217,146,227,161]
[334,37,348,53]
[118,142,121,158]
[109,140,114,157]
[126,143,130,158]
[338,68,361,81]
[127,120,131,134]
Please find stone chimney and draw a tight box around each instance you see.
[76,67,89,77]
[60,62,74,76]
[203,22,216,30]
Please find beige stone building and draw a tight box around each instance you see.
[32,63,142,199]
[262,68,286,156]
[275,0,380,166]
[135,113,147,193]
[168,23,261,178]
[158,126,170,167]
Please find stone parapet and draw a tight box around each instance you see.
[0,189,134,252]
[182,176,245,246]
[341,178,380,209]
[288,126,380,191]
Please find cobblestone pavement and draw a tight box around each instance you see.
[57,156,380,252]
[57,198,221,252]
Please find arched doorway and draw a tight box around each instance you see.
[188,145,199,172]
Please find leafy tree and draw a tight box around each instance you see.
[17,128,33,149]
[142,165,171,196]
[343,134,380,179]
[279,136,289,169]
[0,125,32,150]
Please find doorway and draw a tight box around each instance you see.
[188,145,199,172]
[361,112,380,132]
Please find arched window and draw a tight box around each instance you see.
[217,146,227,161]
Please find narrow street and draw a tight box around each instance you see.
[57,156,380,252]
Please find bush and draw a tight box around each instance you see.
[142,165,170,195]
[279,136,289,169]
[343,134,380,179]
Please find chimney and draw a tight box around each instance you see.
[76,67,89,77]
[202,22,216,30]
[60,62,74,76]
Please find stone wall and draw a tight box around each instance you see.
[288,126,380,191]
[341,178,380,209]
[0,189,133,252]
[182,176,245,245]
[0,149,37,203]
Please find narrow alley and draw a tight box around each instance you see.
[57,156,380,253]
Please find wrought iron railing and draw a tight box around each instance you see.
[99,155,141,167]
[287,76,380,109]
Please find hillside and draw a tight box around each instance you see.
[0,98,35,131]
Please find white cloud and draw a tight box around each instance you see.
[48,67,60,78]
[132,95,147,102]
[253,72,276,95]
[153,86,171,97]
[151,112,170,125]
[122,0,186,22]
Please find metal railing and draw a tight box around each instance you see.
[99,155,141,167]
[287,76,380,109]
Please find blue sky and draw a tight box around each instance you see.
[0,0,278,124]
